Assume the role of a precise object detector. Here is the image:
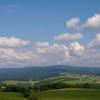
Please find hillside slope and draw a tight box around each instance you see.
[0,65,100,81]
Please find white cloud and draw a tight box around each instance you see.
[0,48,34,67]
[0,32,100,67]
[34,41,100,67]
[36,42,49,48]
[96,33,100,39]
[1,13,100,68]
[66,14,100,31]
[0,36,30,47]
[87,33,100,49]
[35,42,50,54]
[54,33,83,41]
[0,40,100,67]
[67,49,100,67]
[66,18,80,28]
[68,42,84,57]
[35,43,70,64]
[85,14,100,29]
[69,42,84,51]
[0,42,70,67]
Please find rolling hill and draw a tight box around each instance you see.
[0,65,100,81]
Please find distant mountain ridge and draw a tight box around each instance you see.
[0,65,100,81]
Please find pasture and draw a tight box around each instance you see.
[35,88,100,100]
[0,92,26,100]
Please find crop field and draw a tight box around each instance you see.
[0,92,26,100]
[35,88,100,100]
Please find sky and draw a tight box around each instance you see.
[0,0,100,68]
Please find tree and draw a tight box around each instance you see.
[22,87,31,98]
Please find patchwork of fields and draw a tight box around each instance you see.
[1,73,100,100]
[37,73,100,85]
[2,73,100,87]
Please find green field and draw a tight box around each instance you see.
[1,74,100,100]
[0,89,100,100]
[35,88,100,100]
[0,92,26,100]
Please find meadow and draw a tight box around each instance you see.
[35,88,100,100]
[0,88,100,100]
[0,92,26,100]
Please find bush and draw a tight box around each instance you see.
[22,88,31,98]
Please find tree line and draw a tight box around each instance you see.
[0,82,100,100]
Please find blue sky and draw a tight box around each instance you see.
[0,0,100,68]
[0,0,99,43]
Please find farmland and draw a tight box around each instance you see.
[35,88,100,100]
[0,92,26,100]
[36,73,100,86]
[0,73,100,100]
[0,88,100,100]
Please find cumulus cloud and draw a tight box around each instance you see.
[0,40,100,67]
[0,25,100,68]
[54,33,83,41]
[68,42,84,57]
[1,13,100,68]
[0,36,30,47]
[66,18,80,28]
[0,41,70,67]
[85,14,100,29]
[0,48,34,67]
[34,41,100,67]
[87,33,100,49]
[66,14,100,31]
[5,49,31,61]
[69,42,84,51]
[35,42,70,64]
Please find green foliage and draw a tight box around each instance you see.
[2,85,27,92]
[22,88,31,98]
[0,85,31,98]
[33,82,100,91]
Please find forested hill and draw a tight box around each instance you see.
[0,65,100,81]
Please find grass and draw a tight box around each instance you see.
[0,92,26,100]
[35,88,100,100]
[0,88,100,100]
[3,80,37,86]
